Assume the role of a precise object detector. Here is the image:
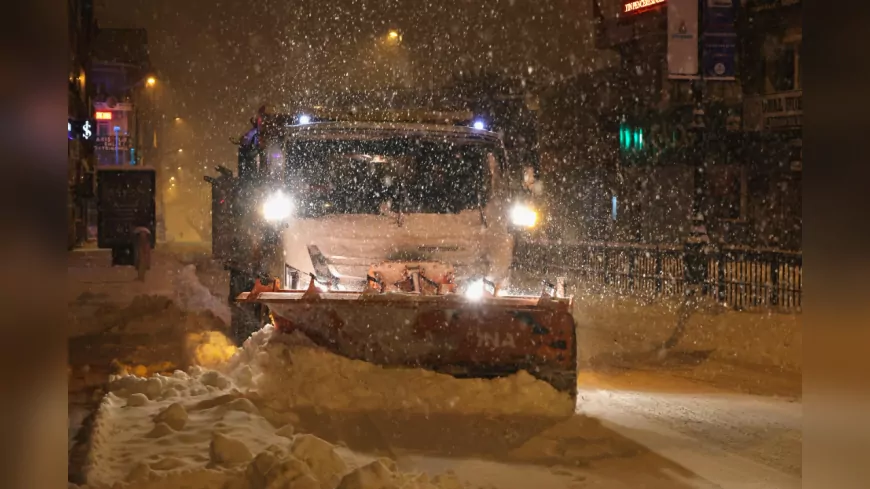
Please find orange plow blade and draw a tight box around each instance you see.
[237,280,578,399]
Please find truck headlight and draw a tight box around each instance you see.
[464,279,484,301]
[510,203,538,228]
[262,191,294,222]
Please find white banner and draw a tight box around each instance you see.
[668,0,699,77]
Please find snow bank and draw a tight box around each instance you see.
[84,368,473,489]
[174,264,231,326]
[231,326,574,417]
[73,290,227,341]
[69,264,236,376]
[99,264,229,335]
[69,250,230,338]
[572,295,802,372]
[81,325,573,488]
[72,294,235,378]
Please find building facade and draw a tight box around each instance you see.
[87,27,165,241]
[89,28,155,167]
[67,20,157,248]
[539,0,801,250]
[738,0,802,249]
[68,0,96,248]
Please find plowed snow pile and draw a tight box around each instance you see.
[80,325,573,488]
[232,326,574,417]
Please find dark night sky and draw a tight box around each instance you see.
[95,0,617,171]
[97,2,610,111]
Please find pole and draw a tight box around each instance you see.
[148,82,167,242]
[684,79,710,292]
[658,81,712,359]
[134,89,140,166]
[690,79,706,229]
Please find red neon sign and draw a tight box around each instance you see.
[623,0,666,15]
[95,111,113,120]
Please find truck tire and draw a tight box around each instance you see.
[228,270,263,346]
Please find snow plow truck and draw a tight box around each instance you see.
[206,104,578,400]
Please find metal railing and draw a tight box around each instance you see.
[514,241,802,311]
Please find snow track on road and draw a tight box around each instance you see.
[578,386,801,488]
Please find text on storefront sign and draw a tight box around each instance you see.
[623,0,666,14]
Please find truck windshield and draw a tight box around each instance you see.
[284,137,503,216]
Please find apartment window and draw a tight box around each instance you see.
[771,44,794,91]
[794,43,801,89]
[765,40,800,93]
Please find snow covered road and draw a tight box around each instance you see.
[574,371,801,488]
[71,322,804,488]
[299,370,802,489]
[370,371,802,489]
[68,245,802,488]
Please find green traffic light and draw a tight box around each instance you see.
[619,123,645,152]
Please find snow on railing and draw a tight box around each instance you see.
[514,241,802,311]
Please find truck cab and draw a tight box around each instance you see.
[209,108,533,340]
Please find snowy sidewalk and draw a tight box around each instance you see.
[68,244,230,483]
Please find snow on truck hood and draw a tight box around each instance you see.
[289,211,483,252]
[283,210,513,281]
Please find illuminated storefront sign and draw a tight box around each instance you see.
[623,0,666,15]
[68,119,95,141]
[95,134,132,151]
[95,111,113,120]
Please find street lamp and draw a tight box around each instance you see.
[117,73,157,92]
